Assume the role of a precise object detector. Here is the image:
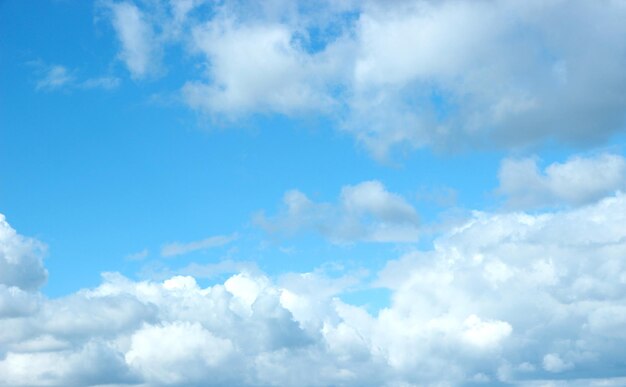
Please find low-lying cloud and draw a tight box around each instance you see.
[2,190,626,385]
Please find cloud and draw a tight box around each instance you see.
[2,196,626,385]
[105,1,160,79]
[498,153,626,209]
[80,76,121,90]
[98,0,626,158]
[125,248,149,261]
[32,62,120,92]
[0,214,47,291]
[182,16,346,116]
[255,180,420,243]
[35,65,74,91]
[161,233,238,257]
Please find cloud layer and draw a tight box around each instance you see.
[101,0,626,157]
[2,190,626,385]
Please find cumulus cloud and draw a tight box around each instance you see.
[0,214,47,291]
[182,18,344,116]
[99,0,626,157]
[161,233,238,257]
[255,180,420,243]
[2,195,626,385]
[498,153,626,209]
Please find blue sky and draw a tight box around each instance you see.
[2,1,626,386]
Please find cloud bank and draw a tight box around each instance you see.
[2,190,626,385]
[100,0,626,158]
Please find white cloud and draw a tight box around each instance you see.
[543,353,574,373]
[106,1,160,79]
[182,17,345,116]
[161,233,238,257]
[255,180,420,243]
[345,0,626,156]
[125,321,236,385]
[0,214,47,291]
[2,191,626,385]
[498,153,626,209]
[98,0,626,157]
[32,62,120,92]
[35,65,74,91]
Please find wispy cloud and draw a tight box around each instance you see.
[104,1,160,79]
[35,65,74,91]
[81,76,121,90]
[256,180,420,243]
[161,233,238,257]
[125,248,149,261]
[33,62,120,92]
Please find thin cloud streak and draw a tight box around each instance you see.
[161,233,238,257]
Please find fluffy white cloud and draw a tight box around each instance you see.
[2,191,626,385]
[255,180,420,243]
[101,0,626,157]
[0,214,47,291]
[498,153,626,209]
[182,18,345,116]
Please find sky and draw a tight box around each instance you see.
[1,0,626,386]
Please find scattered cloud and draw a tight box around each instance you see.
[32,62,120,92]
[161,233,238,257]
[2,191,626,384]
[498,153,626,209]
[255,180,420,243]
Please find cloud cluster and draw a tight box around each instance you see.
[255,180,420,243]
[101,0,626,157]
[2,189,626,385]
[498,153,626,209]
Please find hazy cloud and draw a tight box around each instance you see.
[105,1,160,79]
[161,233,238,257]
[255,180,420,243]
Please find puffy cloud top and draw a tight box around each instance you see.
[2,192,626,385]
[498,153,626,209]
[0,214,47,291]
